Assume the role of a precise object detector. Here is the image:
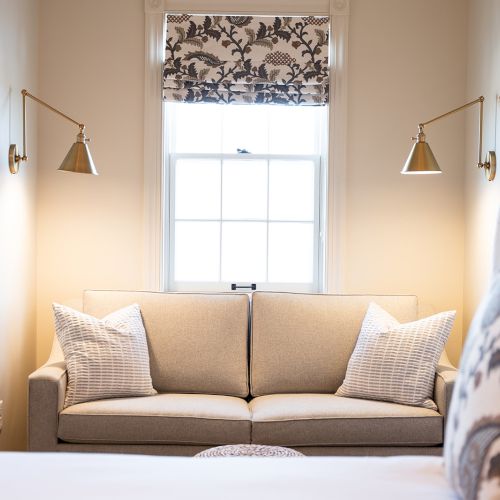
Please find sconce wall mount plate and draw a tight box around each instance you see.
[8,145,21,174]
[483,151,496,181]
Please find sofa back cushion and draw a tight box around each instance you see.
[250,292,418,396]
[83,291,249,397]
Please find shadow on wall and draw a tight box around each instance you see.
[0,0,39,451]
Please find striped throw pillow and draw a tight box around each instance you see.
[336,302,455,409]
[53,303,156,408]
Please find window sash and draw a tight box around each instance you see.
[166,153,322,292]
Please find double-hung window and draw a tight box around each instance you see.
[162,14,330,293]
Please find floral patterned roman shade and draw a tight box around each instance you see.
[163,15,330,105]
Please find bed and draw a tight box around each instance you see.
[1,452,455,499]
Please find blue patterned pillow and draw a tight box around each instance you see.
[444,214,500,500]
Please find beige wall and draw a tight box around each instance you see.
[36,0,145,364]
[0,0,38,450]
[344,0,466,364]
[36,0,467,365]
[464,0,500,338]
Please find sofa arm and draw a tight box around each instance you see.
[28,344,67,451]
[433,356,458,424]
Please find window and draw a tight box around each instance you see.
[164,102,327,292]
[158,13,331,292]
[144,6,350,292]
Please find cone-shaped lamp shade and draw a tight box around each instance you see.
[58,134,98,175]
[401,141,442,175]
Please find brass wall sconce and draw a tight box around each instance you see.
[402,96,496,181]
[8,89,98,175]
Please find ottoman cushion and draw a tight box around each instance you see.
[195,444,304,457]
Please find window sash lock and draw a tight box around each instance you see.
[231,283,257,291]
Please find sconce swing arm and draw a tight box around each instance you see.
[410,96,495,181]
[8,89,95,175]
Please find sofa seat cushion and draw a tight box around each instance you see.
[249,394,442,447]
[58,394,251,445]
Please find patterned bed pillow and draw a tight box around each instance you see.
[335,302,455,409]
[53,303,156,408]
[444,273,500,500]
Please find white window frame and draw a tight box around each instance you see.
[143,0,350,293]
[167,152,322,292]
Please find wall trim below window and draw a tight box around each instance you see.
[143,0,350,292]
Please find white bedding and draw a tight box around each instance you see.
[0,452,456,499]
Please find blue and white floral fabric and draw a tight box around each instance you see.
[163,15,330,105]
[445,210,500,500]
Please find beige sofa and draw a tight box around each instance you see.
[28,290,457,456]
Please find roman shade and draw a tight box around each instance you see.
[163,15,330,105]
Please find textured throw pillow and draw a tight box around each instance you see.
[53,303,156,408]
[444,231,500,499]
[336,302,455,409]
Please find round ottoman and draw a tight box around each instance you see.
[195,444,304,458]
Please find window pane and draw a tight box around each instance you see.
[269,106,320,154]
[222,160,267,220]
[169,103,222,153]
[268,223,314,283]
[174,221,220,281]
[166,100,323,292]
[175,159,221,219]
[222,105,268,154]
[269,160,315,221]
[221,222,266,282]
